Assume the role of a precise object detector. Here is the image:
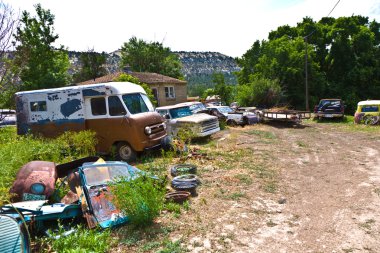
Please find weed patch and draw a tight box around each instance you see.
[38,225,113,253]
[111,176,166,227]
[0,128,96,205]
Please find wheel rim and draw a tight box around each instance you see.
[119,145,132,160]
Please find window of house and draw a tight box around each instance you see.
[90,97,106,116]
[108,96,126,116]
[30,101,47,112]
[165,86,175,99]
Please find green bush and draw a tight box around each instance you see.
[0,128,97,205]
[110,176,165,227]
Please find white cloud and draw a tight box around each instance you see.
[7,0,380,57]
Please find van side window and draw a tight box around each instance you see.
[30,101,47,112]
[108,96,126,116]
[91,97,106,116]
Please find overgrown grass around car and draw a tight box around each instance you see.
[0,127,97,205]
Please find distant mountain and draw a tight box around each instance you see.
[175,51,240,86]
[68,50,241,89]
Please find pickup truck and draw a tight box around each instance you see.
[156,104,220,137]
[314,99,344,119]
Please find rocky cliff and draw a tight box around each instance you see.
[68,50,240,87]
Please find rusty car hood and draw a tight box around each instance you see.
[175,113,217,124]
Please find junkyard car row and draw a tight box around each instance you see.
[1,81,380,252]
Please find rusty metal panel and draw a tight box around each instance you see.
[10,161,57,202]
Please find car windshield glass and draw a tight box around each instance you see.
[189,103,206,113]
[169,106,193,119]
[122,93,154,114]
[83,164,133,186]
[218,107,233,113]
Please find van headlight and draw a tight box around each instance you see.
[162,122,166,130]
[145,126,152,135]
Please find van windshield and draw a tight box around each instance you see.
[122,93,154,114]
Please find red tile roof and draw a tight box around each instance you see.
[78,71,186,85]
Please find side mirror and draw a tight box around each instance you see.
[164,114,170,120]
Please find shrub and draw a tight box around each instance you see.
[110,175,165,227]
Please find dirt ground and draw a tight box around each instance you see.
[118,121,380,253]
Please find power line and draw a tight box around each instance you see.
[327,0,341,18]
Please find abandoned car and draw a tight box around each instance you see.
[15,82,167,162]
[313,99,345,119]
[0,109,16,127]
[354,100,380,125]
[156,104,220,137]
[0,157,154,252]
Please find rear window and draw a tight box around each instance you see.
[361,106,379,112]
[319,100,341,107]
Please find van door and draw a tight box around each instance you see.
[84,96,131,154]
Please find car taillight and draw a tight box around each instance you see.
[314,105,318,113]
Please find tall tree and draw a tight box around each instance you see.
[13,4,70,90]
[120,37,183,79]
[237,16,380,111]
[73,49,108,83]
[0,1,19,108]
[212,72,234,105]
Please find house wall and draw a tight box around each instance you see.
[153,83,187,106]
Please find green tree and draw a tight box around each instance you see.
[236,77,282,108]
[237,16,380,112]
[13,4,70,90]
[120,37,183,79]
[113,73,157,106]
[202,88,215,100]
[212,72,234,105]
[73,49,108,83]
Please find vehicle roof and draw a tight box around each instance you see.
[176,101,204,106]
[320,98,341,101]
[357,100,380,106]
[0,109,16,113]
[15,82,146,96]
[156,104,191,110]
[207,106,230,109]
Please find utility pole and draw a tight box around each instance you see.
[304,37,309,111]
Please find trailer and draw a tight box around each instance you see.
[261,110,311,124]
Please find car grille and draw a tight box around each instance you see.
[201,119,219,133]
[149,123,166,134]
[0,215,23,253]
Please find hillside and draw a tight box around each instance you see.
[68,50,241,90]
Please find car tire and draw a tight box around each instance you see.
[227,119,237,127]
[115,142,136,162]
[170,164,197,177]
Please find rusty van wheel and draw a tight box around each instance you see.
[116,142,136,162]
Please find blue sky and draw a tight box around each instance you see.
[7,0,380,57]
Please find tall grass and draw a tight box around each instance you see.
[0,127,97,205]
[38,225,113,253]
